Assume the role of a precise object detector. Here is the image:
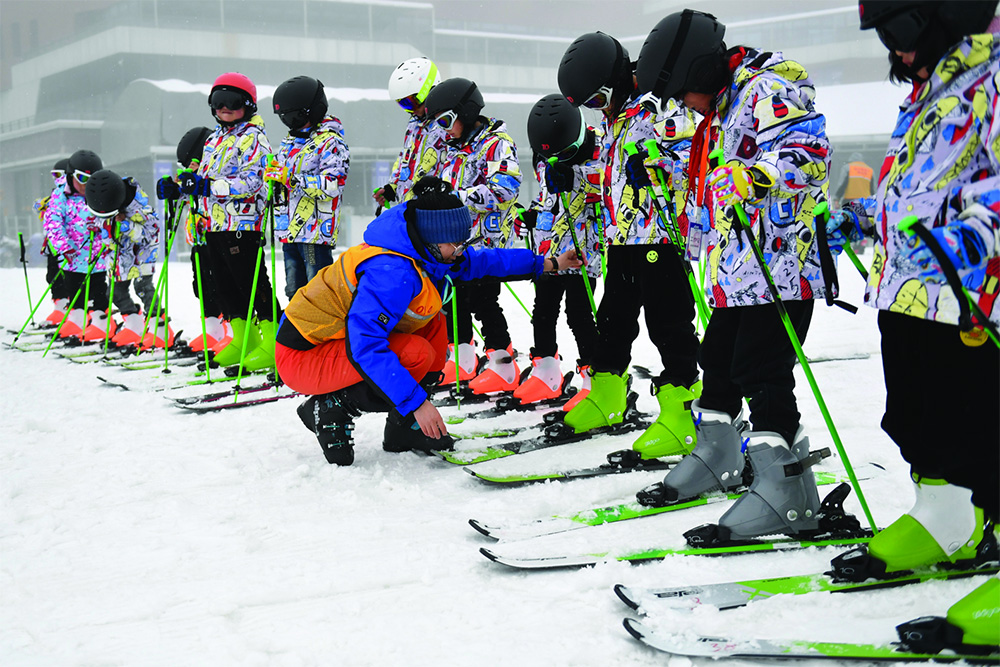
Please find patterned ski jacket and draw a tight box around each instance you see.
[695,48,832,308]
[859,34,1000,328]
[601,96,700,246]
[42,183,109,273]
[195,114,272,233]
[435,118,522,249]
[274,115,351,246]
[527,143,603,279]
[389,115,447,201]
[35,177,65,256]
[111,180,160,280]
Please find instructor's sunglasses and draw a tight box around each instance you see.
[452,234,483,254]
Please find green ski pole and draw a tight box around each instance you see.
[548,157,599,323]
[102,221,122,356]
[43,232,98,357]
[18,233,33,318]
[709,149,878,535]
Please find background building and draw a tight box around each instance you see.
[1,0,895,266]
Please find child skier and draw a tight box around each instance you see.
[178,72,279,373]
[84,169,166,348]
[373,56,444,206]
[268,75,350,298]
[160,126,231,354]
[42,149,114,341]
[35,158,71,326]
[633,10,833,542]
[557,32,702,459]
[824,1,999,654]
[516,94,602,409]
[275,176,581,465]
[421,77,523,393]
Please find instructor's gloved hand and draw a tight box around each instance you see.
[544,162,575,194]
[178,171,212,197]
[156,176,180,201]
[906,216,991,282]
[624,151,652,189]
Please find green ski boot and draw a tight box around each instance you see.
[242,319,276,373]
[631,379,701,459]
[213,318,262,367]
[896,576,1000,656]
[563,369,629,434]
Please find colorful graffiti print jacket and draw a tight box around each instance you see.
[435,117,522,249]
[111,180,160,280]
[273,115,351,247]
[390,115,447,202]
[698,48,832,308]
[860,34,1000,327]
[195,114,272,233]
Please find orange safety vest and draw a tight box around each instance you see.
[843,161,874,200]
[284,243,442,345]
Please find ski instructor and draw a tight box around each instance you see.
[275,176,582,466]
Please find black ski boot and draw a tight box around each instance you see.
[297,391,362,465]
[383,410,455,454]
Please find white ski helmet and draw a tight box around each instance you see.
[388,57,440,108]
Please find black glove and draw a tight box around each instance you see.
[544,162,575,194]
[156,176,180,201]
[512,205,537,238]
[625,151,652,189]
[178,171,212,196]
[382,184,396,203]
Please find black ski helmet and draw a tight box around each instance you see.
[67,149,103,180]
[85,170,134,218]
[176,126,212,167]
[557,32,632,108]
[636,10,728,103]
[423,77,484,126]
[527,94,587,161]
[859,1,997,52]
[273,76,329,130]
[53,157,69,173]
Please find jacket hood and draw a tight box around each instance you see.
[362,204,458,283]
[719,48,815,115]
[910,33,998,107]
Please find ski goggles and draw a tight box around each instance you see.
[396,94,420,113]
[582,85,614,110]
[73,170,92,184]
[637,90,672,117]
[434,109,460,132]
[50,169,65,179]
[547,117,588,163]
[277,108,311,130]
[452,233,483,254]
[209,89,246,111]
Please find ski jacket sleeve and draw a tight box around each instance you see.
[42,188,75,259]
[344,254,428,416]
[456,132,521,217]
[450,247,545,282]
[210,124,271,201]
[298,121,350,200]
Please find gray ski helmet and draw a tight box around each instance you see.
[85,170,129,217]
[557,32,631,107]
[423,77,484,126]
[176,127,212,167]
[636,10,728,101]
[273,76,328,130]
[527,94,586,160]
[67,149,103,179]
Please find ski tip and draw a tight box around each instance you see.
[479,547,501,563]
[622,617,646,641]
[613,584,641,611]
[468,519,494,538]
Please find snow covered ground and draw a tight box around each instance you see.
[1,253,986,666]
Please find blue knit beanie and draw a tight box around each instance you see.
[415,206,473,245]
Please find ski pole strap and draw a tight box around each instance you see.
[812,202,858,315]
[899,216,1000,347]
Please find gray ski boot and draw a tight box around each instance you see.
[716,427,822,539]
[636,400,746,507]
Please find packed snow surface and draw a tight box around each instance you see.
[1,253,983,666]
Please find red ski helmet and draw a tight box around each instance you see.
[209,72,258,123]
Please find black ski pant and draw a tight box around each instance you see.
[697,300,813,447]
[444,278,511,352]
[46,250,70,300]
[61,270,109,312]
[204,231,281,323]
[112,276,157,316]
[593,244,699,387]
[879,310,999,522]
[531,272,598,366]
[190,243,222,318]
